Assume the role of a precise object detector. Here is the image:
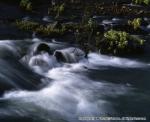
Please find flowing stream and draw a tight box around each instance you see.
[0,39,150,122]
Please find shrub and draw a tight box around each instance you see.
[128,18,142,30]
[15,20,39,31]
[88,18,98,30]
[48,3,65,18]
[20,0,32,11]
[36,24,66,36]
[132,0,150,5]
[15,20,66,37]
[99,30,145,55]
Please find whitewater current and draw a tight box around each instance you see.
[0,39,150,122]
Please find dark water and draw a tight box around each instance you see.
[0,38,150,122]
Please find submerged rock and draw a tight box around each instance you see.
[34,43,53,55]
[29,52,58,73]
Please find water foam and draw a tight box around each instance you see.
[3,61,132,122]
[0,40,20,57]
[2,52,147,122]
[88,53,146,68]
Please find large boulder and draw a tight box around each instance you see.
[54,47,85,63]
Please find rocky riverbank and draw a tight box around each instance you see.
[0,0,150,55]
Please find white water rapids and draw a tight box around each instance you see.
[0,39,149,122]
[2,44,149,122]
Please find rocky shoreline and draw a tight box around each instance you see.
[0,0,150,56]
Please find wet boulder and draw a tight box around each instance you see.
[102,18,127,31]
[36,43,51,54]
[54,47,85,63]
[33,42,53,55]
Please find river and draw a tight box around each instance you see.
[0,38,149,122]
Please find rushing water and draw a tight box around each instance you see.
[0,39,150,122]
